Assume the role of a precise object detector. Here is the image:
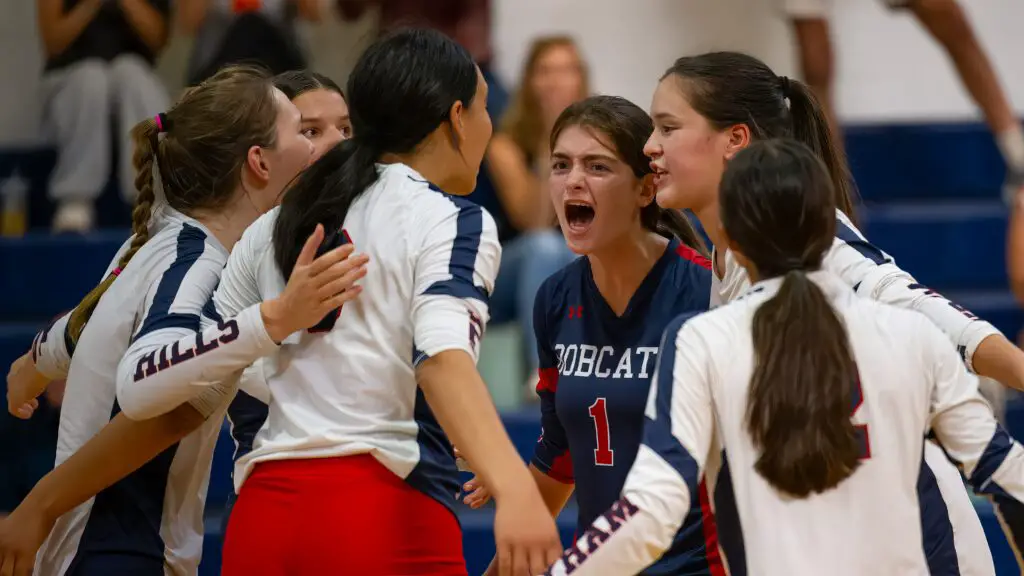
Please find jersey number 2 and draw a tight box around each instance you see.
[851,377,871,460]
[589,398,614,466]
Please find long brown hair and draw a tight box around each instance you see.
[665,51,858,223]
[720,138,861,498]
[501,35,589,160]
[550,95,708,257]
[66,66,279,347]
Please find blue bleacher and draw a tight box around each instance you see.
[2,121,1023,574]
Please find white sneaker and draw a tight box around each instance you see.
[52,200,95,233]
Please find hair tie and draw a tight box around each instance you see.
[778,76,792,99]
[780,257,805,272]
[111,267,123,277]
[154,112,169,133]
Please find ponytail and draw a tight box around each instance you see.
[786,80,858,224]
[640,202,708,257]
[746,270,861,498]
[65,117,159,346]
[273,138,378,277]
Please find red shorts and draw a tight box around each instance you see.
[221,454,466,576]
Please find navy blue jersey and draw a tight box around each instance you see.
[531,238,722,575]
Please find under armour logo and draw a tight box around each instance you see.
[568,306,583,319]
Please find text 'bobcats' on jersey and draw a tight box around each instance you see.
[532,238,719,575]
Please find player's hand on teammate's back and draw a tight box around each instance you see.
[453,446,493,508]
[0,502,54,576]
[6,352,49,419]
[493,488,562,576]
[260,224,369,342]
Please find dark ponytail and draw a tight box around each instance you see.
[664,51,859,225]
[720,138,860,498]
[785,80,856,221]
[274,139,378,275]
[550,95,708,257]
[272,28,479,278]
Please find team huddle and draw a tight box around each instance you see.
[4,27,1024,576]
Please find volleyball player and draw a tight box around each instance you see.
[223,69,353,528]
[645,50,1024,570]
[546,138,1024,575]
[0,67,366,576]
[461,95,724,575]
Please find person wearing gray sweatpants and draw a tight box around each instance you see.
[38,0,171,232]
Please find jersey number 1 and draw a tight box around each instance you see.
[589,398,614,466]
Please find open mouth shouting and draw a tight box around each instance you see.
[564,200,595,235]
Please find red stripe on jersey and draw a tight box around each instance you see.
[698,480,726,576]
[537,366,559,394]
[675,244,712,270]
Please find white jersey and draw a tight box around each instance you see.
[711,209,1001,573]
[547,272,1024,576]
[712,210,999,370]
[33,208,255,576]
[211,162,501,510]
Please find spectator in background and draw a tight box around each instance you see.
[37,0,171,233]
[786,0,1024,197]
[487,36,587,389]
[335,0,506,113]
[179,0,322,86]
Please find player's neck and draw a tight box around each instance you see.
[588,230,668,317]
[693,203,724,251]
[190,195,260,252]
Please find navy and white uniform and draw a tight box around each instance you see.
[715,209,1012,574]
[548,272,1024,576]
[207,162,501,511]
[32,206,276,576]
[531,239,720,575]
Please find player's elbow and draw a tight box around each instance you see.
[116,372,170,421]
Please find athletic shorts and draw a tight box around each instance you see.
[781,0,912,19]
[221,454,467,576]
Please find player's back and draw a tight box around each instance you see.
[702,273,937,575]
[37,208,229,576]
[229,162,500,510]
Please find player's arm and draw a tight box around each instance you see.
[116,227,365,421]
[547,313,713,576]
[527,290,576,512]
[7,236,136,417]
[0,401,208,569]
[410,202,561,571]
[924,321,1024,559]
[825,223,1020,387]
[465,289,576,514]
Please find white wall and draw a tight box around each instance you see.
[1,0,1022,146]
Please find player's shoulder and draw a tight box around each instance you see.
[125,214,225,280]
[662,240,713,299]
[383,163,499,232]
